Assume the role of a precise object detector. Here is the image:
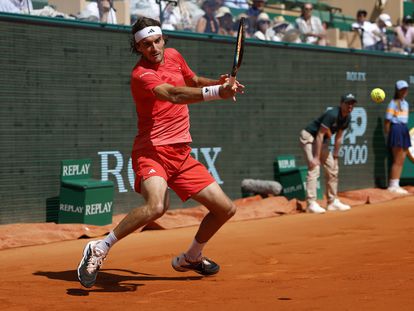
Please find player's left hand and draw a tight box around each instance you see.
[218,75,245,101]
[220,82,245,102]
[219,74,245,91]
[219,82,237,100]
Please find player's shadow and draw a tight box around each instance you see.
[34,269,202,296]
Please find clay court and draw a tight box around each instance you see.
[1,195,414,311]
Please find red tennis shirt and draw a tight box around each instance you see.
[131,48,196,150]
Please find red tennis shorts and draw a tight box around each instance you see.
[132,143,215,201]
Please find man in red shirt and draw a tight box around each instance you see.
[77,17,244,288]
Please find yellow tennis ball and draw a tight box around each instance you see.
[371,88,386,103]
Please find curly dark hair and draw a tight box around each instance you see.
[130,17,168,55]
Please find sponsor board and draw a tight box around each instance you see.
[98,147,223,193]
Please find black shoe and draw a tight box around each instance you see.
[171,253,220,276]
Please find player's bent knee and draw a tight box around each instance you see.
[146,202,167,220]
[223,202,237,220]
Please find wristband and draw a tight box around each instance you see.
[202,85,222,101]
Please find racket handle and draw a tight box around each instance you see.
[229,75,236,86]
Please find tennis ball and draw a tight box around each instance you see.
[371,88,386,103]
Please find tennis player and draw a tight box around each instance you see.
[77,16,244,288]
[385,80,410,194]
[299,93,356,214]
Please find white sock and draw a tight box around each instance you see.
[389,179,400,188]
[96,231,118,253]
[185,239,206,262]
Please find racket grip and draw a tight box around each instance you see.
[229,75,236,86]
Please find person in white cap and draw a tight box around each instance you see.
[372,13,393,51]
[216,6,235,36]
[253,12,272,40]
[299,93,356,213]
[384,80,411,194]
[379,13,392,28]
[76,16,244,288]
[267,15,301,43]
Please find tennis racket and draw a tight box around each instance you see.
[229,17,245,86]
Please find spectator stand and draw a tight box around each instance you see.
[231,1,354,30]
[229,0,357,47]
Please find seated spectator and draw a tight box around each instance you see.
[162,2,184,31]
[267,16,301,43]
[216,6,235,36]
[224,0,249,9]
[246,0,265,17]
[391,15,414,54]
[282,28,302,43]
[31,5,74,19]
[351,9,382,50]
[78,0,117,24]
[196,0,219,34]
[246,0,266,36]
[295,2,326,46]
[172,0,200,31]
[0,0,33,14]
[253,12,271,40]
[373,13,393,51]
[234,13,253,38]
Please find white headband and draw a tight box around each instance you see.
[134,26,163,43]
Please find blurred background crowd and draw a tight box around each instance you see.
[1,0,414,54]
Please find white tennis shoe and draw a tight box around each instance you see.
[77,240,107,288]
[327,199,351,211]
[306,202,326,214]
[387,186,408,194]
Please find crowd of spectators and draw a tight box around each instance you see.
[1,0,414,54]
[351,9,414,54]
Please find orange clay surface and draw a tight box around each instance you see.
[1,196,414,311]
